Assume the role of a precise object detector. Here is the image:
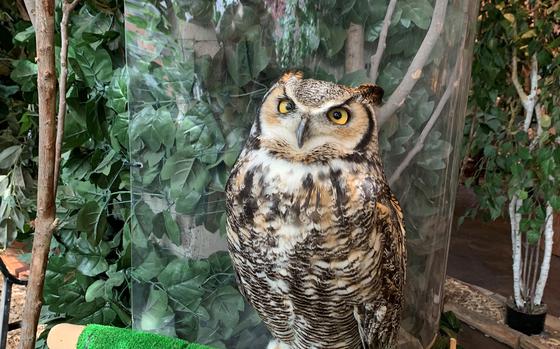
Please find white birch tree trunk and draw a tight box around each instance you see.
[534,204,554,305]
[509,53,543,309]
[509,197,524,308]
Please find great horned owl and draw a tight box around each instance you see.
[226,71,406,349]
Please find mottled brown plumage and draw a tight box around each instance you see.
[226,72,406,349]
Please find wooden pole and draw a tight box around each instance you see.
[345,23,364,74]
[19,0,57,347]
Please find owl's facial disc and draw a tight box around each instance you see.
[257,74,382,162]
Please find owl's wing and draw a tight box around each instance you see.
[354,194,406,349]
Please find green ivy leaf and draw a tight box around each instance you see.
[134,201,154,236]
[319,22,346,58]
[65,248,109,277]
[13,25,35,43]
[161,154,194,192]
[76,201,107,242]
[206,285,245,328]
[175,191,203,214]
[10,60,37,92]
[139,287,176,335]
[163,210,181,245]
[338,69,370,86]
[248,37,270,78]
[398,0,434,30]
[226,41,252,86]
[85,279,106,302]
[158,259,210,311]
[106,67,128,114]
[131,107,175,152]
[0,145,22,169]
[134,249,165,281]
[71,45,113,87]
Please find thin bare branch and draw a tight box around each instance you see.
[513,52,538,132]
[378,0,448,126]
[16,0,31,23]
[54,0,80,194]
[511,48,528,103]
[388,67,459,185]
[369,0,397,83]
[23,0,36,28]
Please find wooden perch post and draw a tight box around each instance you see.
[345,23,364,73]
[20,0,78,347]
[19,0,57,347]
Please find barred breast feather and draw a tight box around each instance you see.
[226,146,406,349]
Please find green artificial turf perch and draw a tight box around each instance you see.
[77,324,215,349]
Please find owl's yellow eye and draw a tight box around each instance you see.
[278,99,295,114]
[327,108,349,125]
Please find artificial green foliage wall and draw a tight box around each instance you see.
[1,1,130,347]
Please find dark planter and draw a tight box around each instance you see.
[506,300,547,335]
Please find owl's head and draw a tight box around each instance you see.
[255,71,383,163]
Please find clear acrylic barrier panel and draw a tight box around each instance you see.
[126,1,478,347]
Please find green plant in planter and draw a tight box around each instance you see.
[464,0,559,331]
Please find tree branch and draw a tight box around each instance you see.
[53,0,80,194]
[512,51,538,132]
[345,23,364,73]
[20,0,57,347]
[388,64,459,185]
[378,0,448,126]
[524,54,538,131]
[369,0,397,83]
[23,0,36,28]
[511,48,527,103]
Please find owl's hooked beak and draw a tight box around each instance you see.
[296,118,309,148]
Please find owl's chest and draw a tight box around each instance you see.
[226,152,380,257]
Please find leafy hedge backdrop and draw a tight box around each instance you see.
[1,0,130,346]
[1,0,480,348]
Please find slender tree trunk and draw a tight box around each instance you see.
[345,23,364,74]
[509,198,524,309]
[534,204,554,305]
[19,0,57,348]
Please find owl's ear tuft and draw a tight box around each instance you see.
[356,84,384,106]
[279,70,304,83]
